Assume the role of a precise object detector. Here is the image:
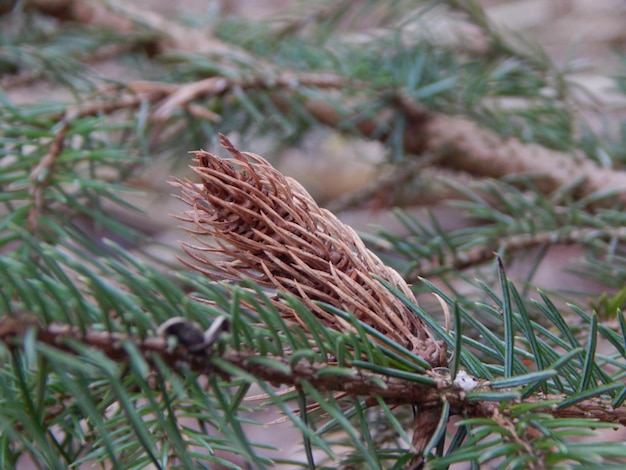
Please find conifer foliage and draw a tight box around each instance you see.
[3,1,626,469]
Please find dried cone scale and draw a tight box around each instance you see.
[173,134,445,367]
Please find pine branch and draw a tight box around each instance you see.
[4,1,626,468]
[35,72,351,137]
[406,226,626,281]
[28,118,71,231]
[3,314,625,427]
[15,0,626,210]
[167,136,626,467]
[285,94,626,207]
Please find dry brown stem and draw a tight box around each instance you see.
[146,73,350,121]
[407,406,443,469]
[420,114,626,200]
[172,134,446,366]
[0,315,444,404]
[28,118,71,231]
[284,96,626,206]
[23,0,261,58]
[1,316,625,427]
[36,73,351,126]
[407,225,626,280]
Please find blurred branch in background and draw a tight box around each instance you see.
[3,0,626,468]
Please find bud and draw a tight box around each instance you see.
[172,134,445,366]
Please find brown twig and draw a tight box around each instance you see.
[24,0,265,60]
[28,117,72,231]
[1,315,625,427]
[418,114,626,202]
[0,314,443,404]
[274,94,626,207]
[406,225,626,281]
[37,73,354,125]
[148,73,351,122]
